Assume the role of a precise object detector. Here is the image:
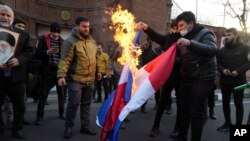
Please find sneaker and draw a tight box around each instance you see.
[217,123,230,132]
[149,126,160,137]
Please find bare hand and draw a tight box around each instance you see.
[136,22,148,30]
[177,38,190,47]
[7,58,19,67]
[97,73,102,81]
[231,71,238,77]
[47,48,59,55]
[28,73,34,80]
[106,70,112,78]
[58,77,66,86]
[222,69,231,76]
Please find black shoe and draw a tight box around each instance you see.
[35,118,43,126]
[209,114,217,120]
[217,123,230,132]
[170,129,179,138]
[94,99,102,103]
[45,101,49,105]
[64,127,72,139]
[153,105,158,110]
[59,114,65,120]
[141,108,148,114]
[0,128,4,136]
[149,126,159,137]
[12,130,26,140]
[124,118,130,123]
[120,123,126,129]
[80,126,97,136]
[23,119,30,125]
[165,108,172,115]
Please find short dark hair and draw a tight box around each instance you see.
[226,28,238,35]
[75,16,89,25]
[170,19,177,28]
[176,11,196,25]
[13,17,26,25]
[0,31,16,46]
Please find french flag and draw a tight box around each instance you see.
[96,43,177,141]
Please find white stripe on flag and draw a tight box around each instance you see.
[118,76,155,121]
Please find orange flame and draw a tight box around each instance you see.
[109,5,141,95]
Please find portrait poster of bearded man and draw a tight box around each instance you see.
[0,27,20,66]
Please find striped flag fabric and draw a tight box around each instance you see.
[96,43,177,141]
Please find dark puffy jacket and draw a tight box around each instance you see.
[180,28,217,80]
[217,39,250,85]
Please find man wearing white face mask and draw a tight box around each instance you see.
[175,11,217,141]
[137,11,217,141]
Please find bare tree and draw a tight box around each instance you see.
[226,0,249,32]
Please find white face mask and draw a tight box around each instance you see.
[180,28,188,36]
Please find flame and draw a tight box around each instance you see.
[109,5,141,95]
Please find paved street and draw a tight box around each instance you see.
[1,91,250,141]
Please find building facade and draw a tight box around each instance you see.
[0,0,173,51]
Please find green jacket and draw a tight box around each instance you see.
[57,30,98,85]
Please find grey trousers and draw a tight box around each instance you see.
[65,82,94,127]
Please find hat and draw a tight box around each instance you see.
[13,17,26,25]
[0,31,16,46]
[50,22,61,33]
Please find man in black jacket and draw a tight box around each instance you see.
[146,20,182,138]
[35,22,65,125]
[138,11,217,141]
[0,5,32,139]
[217,28,250,131]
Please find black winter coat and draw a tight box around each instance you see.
[145,24,217,81]
[217,39,250,85]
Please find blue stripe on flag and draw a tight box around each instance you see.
[124,71,132,102]
[96,90,115,127]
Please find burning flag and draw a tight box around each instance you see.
[96,5,177,141]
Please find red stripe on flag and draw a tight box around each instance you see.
[144,43,177,90]
[100,83,127,141]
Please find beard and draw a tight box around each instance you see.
[0,21,11,27]
[0,48,13,65]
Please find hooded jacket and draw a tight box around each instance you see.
[57,29,98,85]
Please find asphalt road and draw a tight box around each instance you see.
[1,93,250,141]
